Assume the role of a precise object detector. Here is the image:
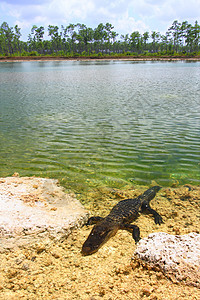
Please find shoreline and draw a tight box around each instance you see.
[0,176,200,299]
[1,55,200,62]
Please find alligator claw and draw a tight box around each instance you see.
[154,214,163,225]
[132,225,140,243]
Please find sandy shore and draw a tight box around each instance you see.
[0,178,199,299]
[1,55,200,63]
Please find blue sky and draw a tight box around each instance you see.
[0,0,200,40]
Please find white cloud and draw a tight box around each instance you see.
[1,0,46,4]
[109,12,149,36]
[0,0,200,40]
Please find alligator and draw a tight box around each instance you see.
[82,186,163,255]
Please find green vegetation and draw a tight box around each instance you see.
[0,20,200,58]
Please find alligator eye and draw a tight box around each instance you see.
[100,231,106,236]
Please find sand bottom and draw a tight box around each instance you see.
[0,181,200,299]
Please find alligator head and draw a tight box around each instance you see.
[81,221,118,255]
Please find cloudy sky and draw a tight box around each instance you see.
[0,0,199,40]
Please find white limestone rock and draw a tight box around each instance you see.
[134,232,200,288]
[0,176,88,251]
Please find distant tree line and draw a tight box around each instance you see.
[0,20,200,57]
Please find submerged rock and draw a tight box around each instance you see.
[134,232,200,288]
[0,176,88,252]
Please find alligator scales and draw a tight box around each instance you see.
[82,186,163,255]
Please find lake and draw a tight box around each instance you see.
[0,60,200,194]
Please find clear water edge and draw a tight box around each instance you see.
[0,60,200,199]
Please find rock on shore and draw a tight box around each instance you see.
[134,232,200,288]
[0,176,88,252]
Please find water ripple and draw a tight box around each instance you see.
[0,61,200,191]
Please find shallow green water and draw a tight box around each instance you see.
[0,60,200,193]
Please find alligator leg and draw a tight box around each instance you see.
[141,201,163,225]
[120,224,140,243]
[86,216,104,225]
